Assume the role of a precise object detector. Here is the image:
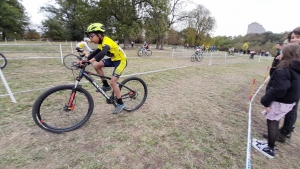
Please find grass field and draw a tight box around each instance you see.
[0,42,299,169]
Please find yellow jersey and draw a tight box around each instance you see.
[97,36,127,61]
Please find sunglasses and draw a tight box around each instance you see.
[89,33,96,39]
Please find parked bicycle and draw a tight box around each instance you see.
[137,46,152,57]
[32,62,148,133]
[191,51,203,62]
[0,53,7,69]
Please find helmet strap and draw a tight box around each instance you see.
[97,33,104,44]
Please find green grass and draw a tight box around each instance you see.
[0,46,299,168]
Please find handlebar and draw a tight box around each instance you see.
[72,61,90,69]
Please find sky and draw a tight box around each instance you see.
[22,0,299,37]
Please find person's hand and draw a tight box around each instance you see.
[264,107,270,112]
[275,54,282,60]
[76,59,90,67]
[81,59,90,66]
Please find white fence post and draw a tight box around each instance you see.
[209,52,212,66]
[172,48,174,58]
[258,54,262,63]
[0,69,17,103]
[60,44,63,64]
[71,41,73,53]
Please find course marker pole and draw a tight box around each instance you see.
[0,69,17,103]
[264,66,270,81]
[47,40,52,46]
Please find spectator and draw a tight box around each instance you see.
[263,26,300,143]
[252,43,300,158]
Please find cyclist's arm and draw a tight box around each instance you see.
[87,48,100,60]
[89,45,110,62]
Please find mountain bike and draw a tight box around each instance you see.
[0,53,7,69]
[32,63,148,133]
[191,51,203,62]
[137,46,152,57]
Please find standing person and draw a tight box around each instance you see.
[269,43,283,76]
[263,26,300,142]
[252,43,300,158]
[76,37,93,56]
[79,23,127,114]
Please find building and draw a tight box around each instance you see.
[247,22,266,34]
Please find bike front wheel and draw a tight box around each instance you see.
[137,50,143,57]
[63,54,80,70]
[32,85,94,133]
[112,77,148,112]
[191,54,196,62]
[197,54,203,62]
[0,53,7,69]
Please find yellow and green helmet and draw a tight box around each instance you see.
[86,23,106,33]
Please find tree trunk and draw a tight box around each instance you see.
[160,35,165,50]
[123,34,130,49]
[156,36,160,49]
[2,31,6,41]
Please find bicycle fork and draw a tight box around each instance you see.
[66,80,80,111]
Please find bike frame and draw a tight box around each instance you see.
[71,66,131,101]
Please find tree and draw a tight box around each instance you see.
[40,18,69,40]
[166,28,182,45]
[98,0,149,48]
[181,27,197,45]
[187,4,216,46]
[40,0,92,41]
[0,0,29,40]
[24,29,40,40]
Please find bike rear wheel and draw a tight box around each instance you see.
[63,54,80,70]
[0,53,7,69]
[112,77,148,112]
[32,85,94,133]
[191,54,196,62]
[146,50,152,56]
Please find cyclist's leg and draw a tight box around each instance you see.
[111,60,127,97]
[93,59,110,88]
[111,59,127,113]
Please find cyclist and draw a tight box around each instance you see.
[76,37,93,56]
[143,41,149,51]
[80,23,127,114]
[195,46,202,60]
